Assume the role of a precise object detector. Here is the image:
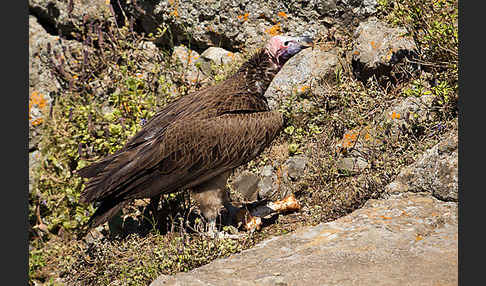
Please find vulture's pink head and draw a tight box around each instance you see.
[265,35,313,67]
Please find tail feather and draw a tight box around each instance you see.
[87,199,127,228]
[76,153,119,178]
[77,151,130,203]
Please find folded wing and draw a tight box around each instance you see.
[78,111,283,207]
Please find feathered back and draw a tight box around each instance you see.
[77,46,287,228]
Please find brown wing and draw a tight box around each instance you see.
[79,111,283,204]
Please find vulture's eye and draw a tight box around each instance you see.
[283,41,290,46]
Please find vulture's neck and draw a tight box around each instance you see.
[236,49,280,98]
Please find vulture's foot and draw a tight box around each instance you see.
[190,171,243,237]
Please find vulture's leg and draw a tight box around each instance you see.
[148,195,161,223]
[190,171,240,238]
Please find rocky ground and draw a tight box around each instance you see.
[28,0,458,285]
[151,192,457,286]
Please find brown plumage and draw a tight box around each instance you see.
[77,35,313,229]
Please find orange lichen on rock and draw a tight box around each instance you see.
[30,91,47,109]
[340,130,359,150]
[169,0,179,17]
[265,22,281,36]
[370,40,378,50]
[391,111,401,120]
[277,11,288,19]
[31,118,44,126]
[336,126,379,154]
[297,85,310,94]
[29,91,48,126]
[237,12,249,22]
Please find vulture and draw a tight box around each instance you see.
[77,35,313,234]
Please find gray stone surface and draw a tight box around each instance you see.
[28,15,78,201]
[150,192,457,286]
[336,156,369,173]
[201,47,241,66]
[284,155,307,180]
[197,47,242,76]
[29,0,111,36]
[29,15,62,102]
[29,14,86,149]
[29,150,41,195]
[265,46,340,110]
[172,45,209,84]
[231,171,260,202]
[351,17,417,79]
[136,0,378,52]
[257,165,279,200]
[386,130,458,202]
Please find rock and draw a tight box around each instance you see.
[254,274,287,286]
[367,77,447,148]
[172,45,201,68]
[29,15,62,99]
[196,47,242,76]
[231,171,260,202]
[257,165,279,200]
[133,40,165,78]
[386,130,458,202]
[29,151,42,194]
[150,193,457,286]
[29,15,85,150]
[201,47,241,66]
[265,46,340,110]
[336,156,368,174]
[380,91,436,139]
[29,15,57,140]
[335,88,437,164]
[285,156,307,180]
[255,157,307,201]
[172,45,209,84]
[351,17,417,81]
[29,0,112,37]
[135,0,378,52]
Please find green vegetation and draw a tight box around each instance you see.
[379,0,458,118]
[29,0,458,284]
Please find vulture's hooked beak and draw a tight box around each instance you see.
[297,36,314,49]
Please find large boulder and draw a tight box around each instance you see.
[135,0,378,51]
[150,192,457,286]
[265,45,341,110]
